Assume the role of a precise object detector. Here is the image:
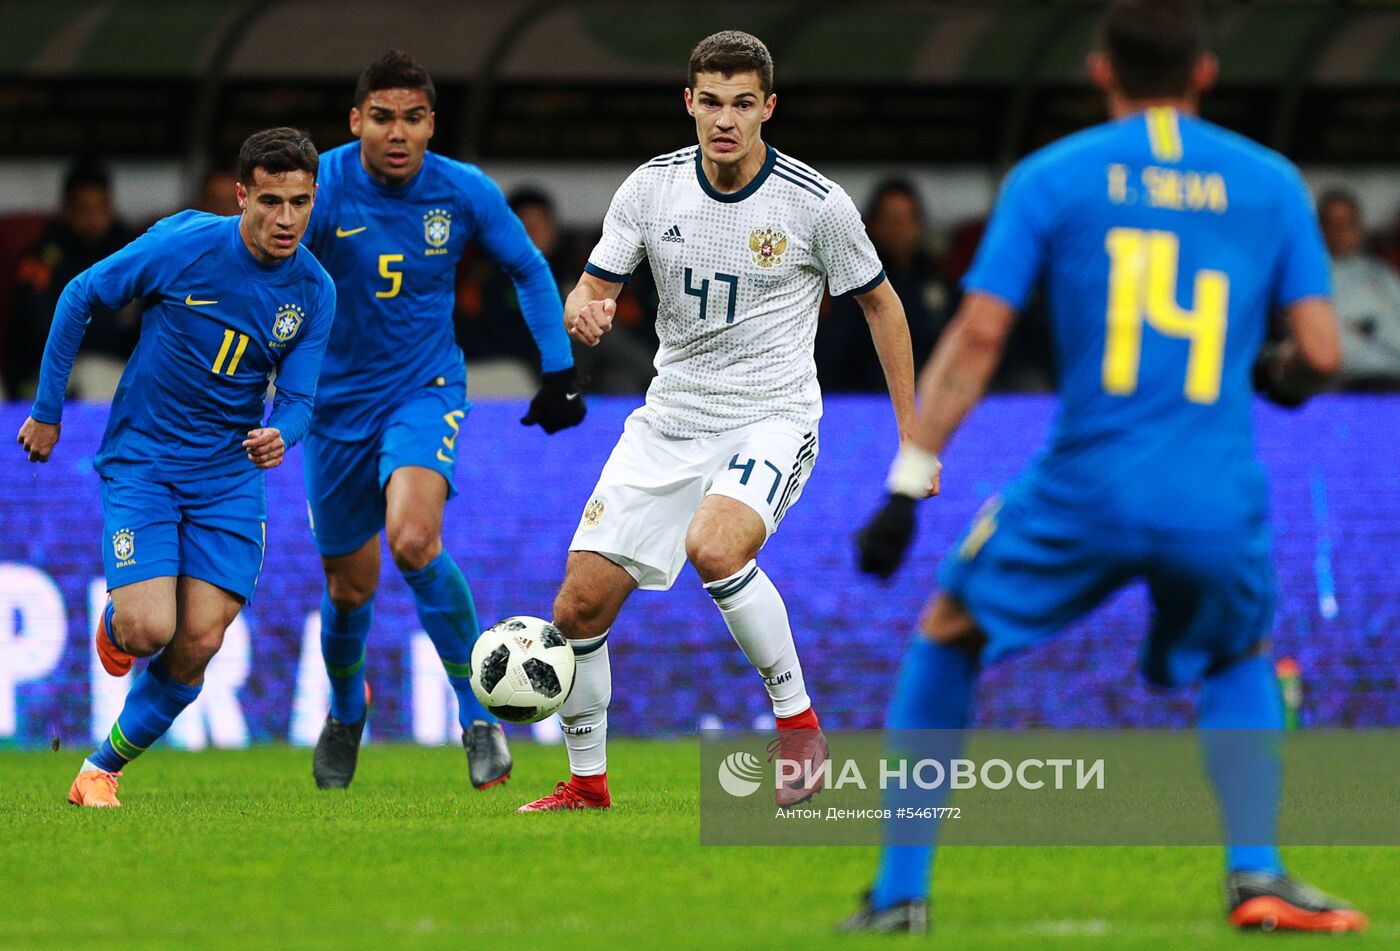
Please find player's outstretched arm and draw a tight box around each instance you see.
[26,222,172,453]
[853,277,918,446]
[565,272,624,347]
[1255,297,1342,407]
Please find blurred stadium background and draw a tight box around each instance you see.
[2,0,1398,751]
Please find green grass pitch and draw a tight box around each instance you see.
[2,739,1394,950]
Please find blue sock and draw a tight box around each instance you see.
[88,659,202,772]
[403,551,493,728]
[872,639,979,911]
[1199,652,1285,875]
[321,592,372,724]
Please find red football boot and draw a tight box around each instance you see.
[768,706,829,807]
[516,773,611,812]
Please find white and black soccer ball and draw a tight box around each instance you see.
[469,616,576,724]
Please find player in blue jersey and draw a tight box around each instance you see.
[843,0,1367,936]
[300,51,581,792]
[16,128,335,807]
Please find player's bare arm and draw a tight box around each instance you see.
[565,272,624,347]
[242,427,285,469]
[853,278,918,447]
[16,417,61,463]
[855,292,1016,577]
[1256,297,1342,405]
[907,292,1017,461]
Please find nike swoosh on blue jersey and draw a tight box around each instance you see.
[184,294,218,306]
[335,226,368,237]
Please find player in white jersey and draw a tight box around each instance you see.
[519,31,924,813]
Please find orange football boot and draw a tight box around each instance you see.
[1226,872,1369,933]
[95,601,134,677]
[68,769,122,808]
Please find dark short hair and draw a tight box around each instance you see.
[237,127,319,185]
[355,49,436,109]
[1100,0,1207,100]
[688,31,773,97]
[62,159,111,202]
[508,186,555,217]
[1317,188,1360,218]
[867,178,924,221]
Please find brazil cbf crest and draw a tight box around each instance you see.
[424,208,452,251]
[112,528,135,566]
[748,227,788,268]
[272,304,304,344]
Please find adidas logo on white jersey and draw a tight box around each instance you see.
[661,224,685,243]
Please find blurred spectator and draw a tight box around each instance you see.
[456,186,655,395]
[936,211,1055,392]
[196,166,241,217]
[817,179,951,392]
[1318,188,1400,390]
[5,160,138,400]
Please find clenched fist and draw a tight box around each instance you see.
[16,417,61,463]
[569,298,616,347]
[243,427,285,469]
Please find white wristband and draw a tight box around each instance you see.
[885,445,942,498]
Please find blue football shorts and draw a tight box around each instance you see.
[303,383,470,558]
[938,477,1277,687]
[99,469,267,603]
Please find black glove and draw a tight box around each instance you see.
[856,494,917,579]
[1251,342,1307,409]
[521,367,586,434]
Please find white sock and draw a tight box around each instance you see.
[560,631,611,777]
[705,560,812,718]
[82,758,102,773]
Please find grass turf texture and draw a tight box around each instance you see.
[1,739,1394,950]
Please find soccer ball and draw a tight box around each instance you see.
[469,616,576,723]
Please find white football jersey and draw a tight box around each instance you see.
[586,144,885,438]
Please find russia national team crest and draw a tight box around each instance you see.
[424,208,452,249]
[582,498,605,530]
[112,528,135,566]
[273,304,304,342]
[748,227,788,268]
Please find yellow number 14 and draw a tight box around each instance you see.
[1103,227,1229,405]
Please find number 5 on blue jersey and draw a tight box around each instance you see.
[377,254,404,299]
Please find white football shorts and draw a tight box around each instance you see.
[570,412,818,590]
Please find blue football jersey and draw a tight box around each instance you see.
[965,108,1331,531]
[303,144,572,440]
[31,212,336,479]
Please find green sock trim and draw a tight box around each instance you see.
[327,655,365,679]
[442,658,472,679]
[108,722,146,761]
